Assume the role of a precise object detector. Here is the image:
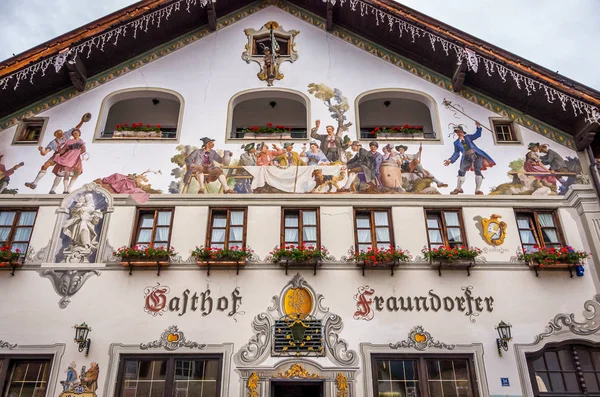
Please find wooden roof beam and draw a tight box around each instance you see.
[452,61,468,92]
[66,55,87,92]
[326,1,334,31]
[207,1,217,31]
[574,122,599,151]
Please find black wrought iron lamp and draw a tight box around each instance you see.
[495,321,512,357]
[73,322,92,356]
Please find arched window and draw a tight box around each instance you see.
[228,89,309,140]
[95,88,183,141]
[356,89,440,141]
[526,341,600,395]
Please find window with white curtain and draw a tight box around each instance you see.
[134,209,173,248]
[526,343,600,396]
[282,209,319,248]
[354,209,393,251]
[208,209,247,249]
[0,209,37,254]
[516,211,564,252]
[425,210,466,249]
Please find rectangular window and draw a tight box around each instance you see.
[13,118,47,144]
[0,209,37,253]
[133,209,174,248]
[0,357,52,397]
[425,210,466,249]
[282,209,319,248]
[516,211,564,252]
[354,209,393,251]
[373,355,477,397]
[207,209,247,249]
[492,120,519,143]
[117,355,222,397]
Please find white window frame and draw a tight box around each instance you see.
[12,117,49,145]
[93,87,184,143]
[489,117,522,145]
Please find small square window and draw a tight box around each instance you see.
[13,118,48,144]
[491,119,520,144]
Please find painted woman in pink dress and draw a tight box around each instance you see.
[50,129,87,194]
[524,142,557,185]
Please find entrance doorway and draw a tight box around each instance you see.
[271,380,324,397]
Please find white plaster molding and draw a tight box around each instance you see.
[0,344,66,397]
[39,269,101,308]
[360,342,490,397]
[236,357,359,397]
[0,189,591,208]
[103,342,233,397]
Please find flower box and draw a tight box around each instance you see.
[120,256,170,275]
[196,259,246,276]
[355,260,401,276]
[242,132,292,139]
[429,259,475,276]
[0,257,23,276]
[112,130,163,139]
[270,245,329,275]
[527,262,577,278]
[518,245,588,278]
[376,132,425,140]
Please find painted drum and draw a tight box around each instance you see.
[379,160,402,189]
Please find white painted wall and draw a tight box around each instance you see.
[0,5,597,397]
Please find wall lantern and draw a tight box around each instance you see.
[495,321,512,357]
[73,322,92,356]
[269,101,277,108]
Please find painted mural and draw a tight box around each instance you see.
[24,113,92,195]
[59,361,99,397]
[0,84,587,197]
[490,142,585,195]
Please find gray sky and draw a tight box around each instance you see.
[0,0,598,91]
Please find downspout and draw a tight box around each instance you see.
[586,146,600,198]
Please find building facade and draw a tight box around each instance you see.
[1,1,600,397]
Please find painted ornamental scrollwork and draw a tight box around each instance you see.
[0,340,17,349]
[235,273,357,366]
[336,372,348,397]
[140,325,206,351]
[390,325,456,351]
[247,372,259,397]
[242,21,299,86]
[273,363,322,379]
[39,269,100,309]
[481,214,507,246]
[534,299,600,344]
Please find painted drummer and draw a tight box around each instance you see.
[395,144,448,188]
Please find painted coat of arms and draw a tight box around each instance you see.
[481,214,507,245]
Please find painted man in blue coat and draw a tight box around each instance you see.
[443,121,495,195]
